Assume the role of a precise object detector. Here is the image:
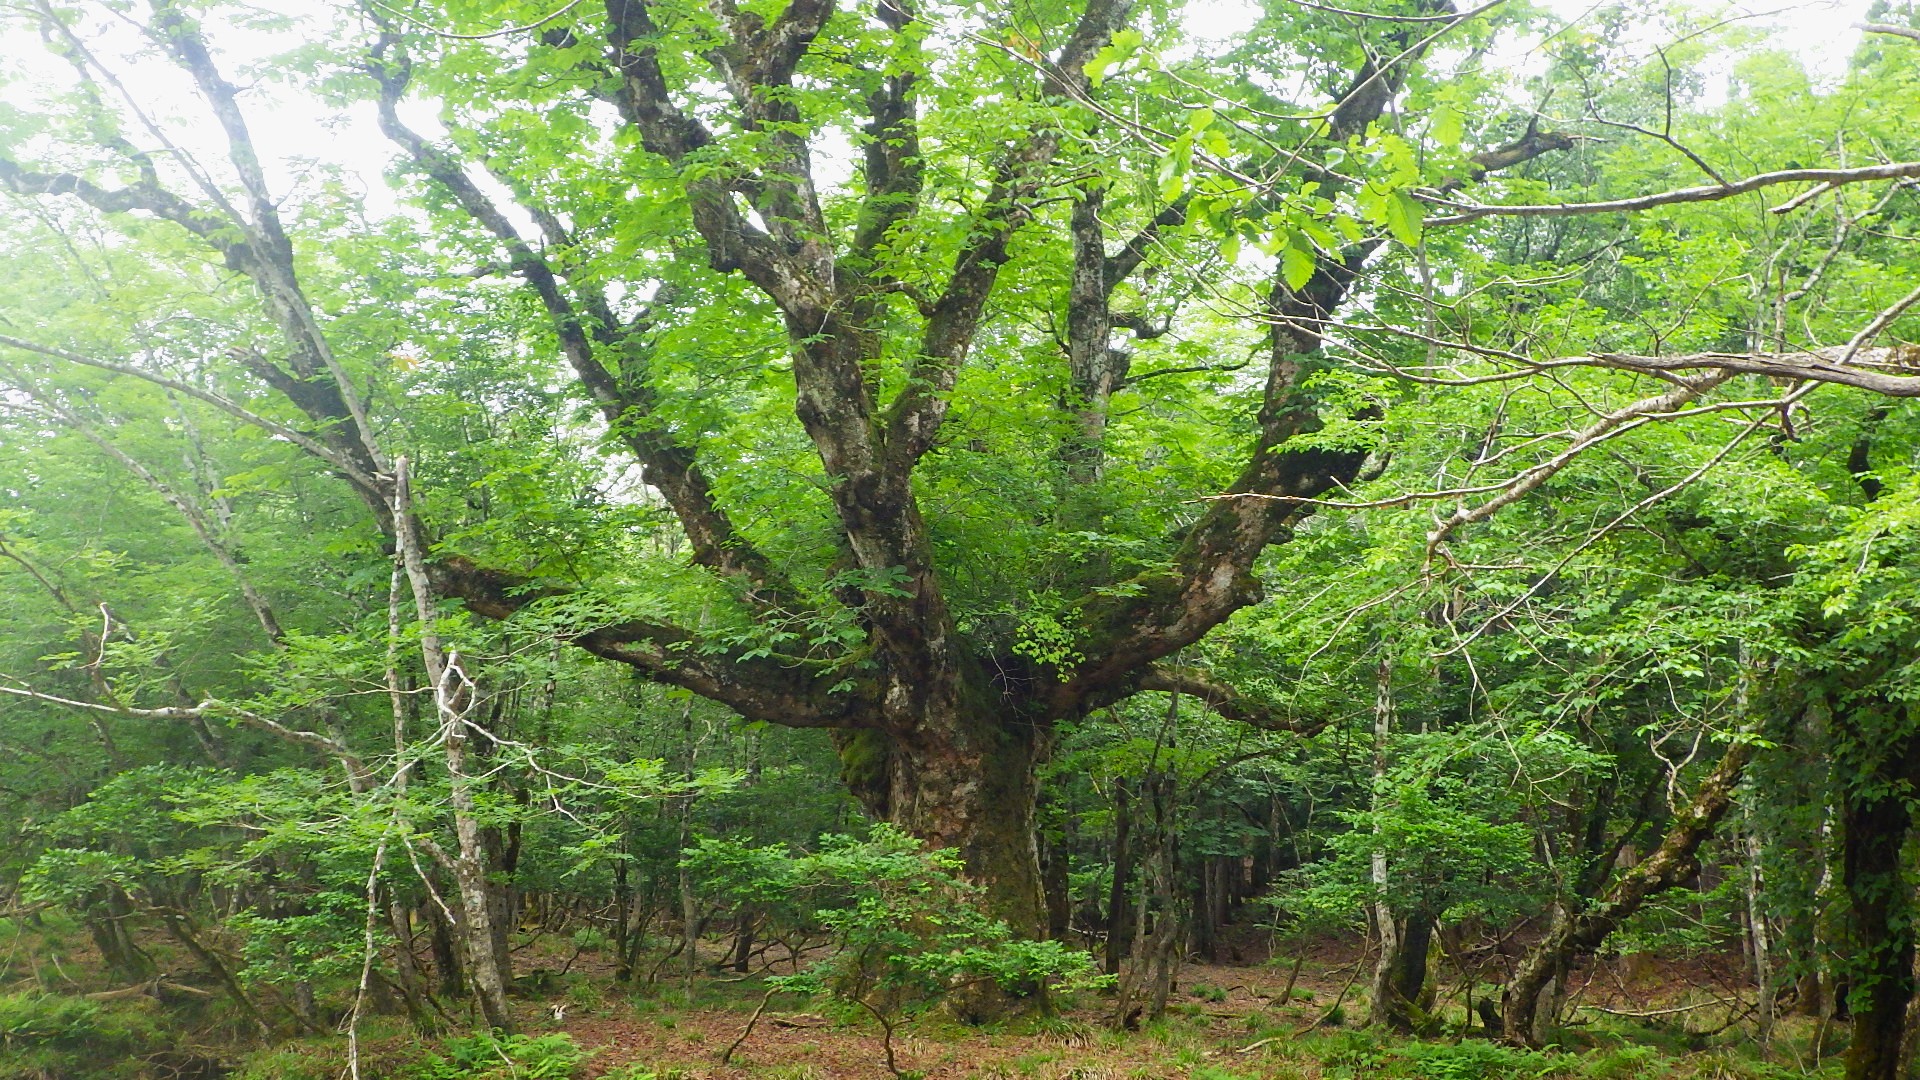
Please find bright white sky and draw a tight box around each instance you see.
[0,0,1885,224]
[1185,0,1877,91]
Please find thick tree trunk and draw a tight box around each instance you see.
[1502,742,1752,1046]
[1840,729,1920,1080]
[1372,910,1435,1032]
[841,714,1048,935]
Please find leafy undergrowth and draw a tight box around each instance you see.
[0,991,162,1079]
[7,922,1838,1080]
[226,953,1836,1080]
[0,988,234,1080]
[332,1003,1834,1080]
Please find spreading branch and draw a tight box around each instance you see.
[0,683,365,774]
[1135,666,1330,736]
[1859,21,1920,44]
[1590,345,1920,396]
[1427,160,1920,224]
[366,40,792,606]
[422,556,866,729]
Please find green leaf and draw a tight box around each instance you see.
[1385,190,1423,247]
[1157,133,1194,202]
[1281,242,1318,292]
[1082,28,1143,86]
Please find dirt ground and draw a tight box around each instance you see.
[502,930,1763,1080]
[0,914,1777,1079]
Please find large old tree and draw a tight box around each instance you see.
[0,0,1432,930]
[6,0,1920,939]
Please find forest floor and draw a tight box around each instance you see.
[337,934,1820,1080]
[0,918,1832,1080]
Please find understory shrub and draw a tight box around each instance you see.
[0,991,161,1079]
[411,1031,585,1080]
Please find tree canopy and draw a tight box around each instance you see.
[6,0,1920,1077]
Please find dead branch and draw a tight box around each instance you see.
[1427,160,1920,224]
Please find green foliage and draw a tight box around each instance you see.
[695,825,1107,1023]
[1,0,1918,1071]
[1318,1031,1559,1080]
[0,992,160,1079]
[1395,1041,1558,1080]
[413,1032,586,1080]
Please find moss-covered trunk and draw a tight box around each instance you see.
[1371,909,1435,1032]
[840,712,1048,937]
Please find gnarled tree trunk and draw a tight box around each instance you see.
[1502,741,1752,1046]
[1372,909,1436,1032]
[841,712,1048,935]
[0,0,1582,965]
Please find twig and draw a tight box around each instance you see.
[1578,996,1739,1019]
[1298,952,1367,1033]
[366,0,588,41]
[721,985,778,1064]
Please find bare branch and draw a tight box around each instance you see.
[1591,345,1920,396]
[0,333,384,495]
[1135,666,1330,735]
[1457,125,1578,185]
[0,683,363,770]
[1426,160,1920,225]
[1278,0,1473,22]
[1425,371,1733,554]
[1859,21,1920,43]
[367,0,590,40]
